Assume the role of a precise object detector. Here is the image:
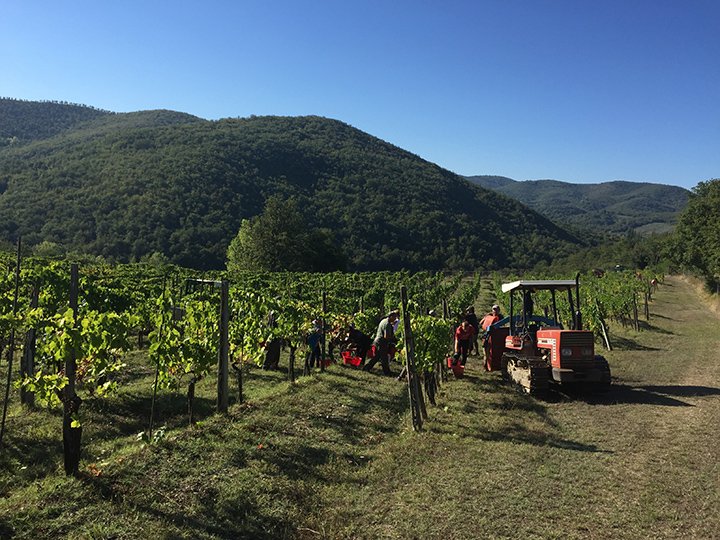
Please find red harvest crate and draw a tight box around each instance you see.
[447,356,465,378]
[341,351,362,367]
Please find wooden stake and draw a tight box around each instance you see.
[0,238,21,446]
[320,291,327,372]
[217,280,229,413]
[20,283,40,407]
[400,286,423,432]
[63,263,82,476]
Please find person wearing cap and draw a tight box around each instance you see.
[363,311,398,375]
[481,305,502,330]
[465,306,480,355]
[480,304,503,367]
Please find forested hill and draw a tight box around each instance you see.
[0,99,583,270]
[0,98,113,145]
[467,175,690,235]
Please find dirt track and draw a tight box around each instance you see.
[556,275,720,539]
[326,275,720,540]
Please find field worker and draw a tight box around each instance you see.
[306,319,323,368]
[262,310,282,370]
[481,304,502,331]
[453,318,475,367]
[346,323,373,366]
[480,305,502,366]
[363,311,398,375]
[391,310,401,333]
[465,306,480,355]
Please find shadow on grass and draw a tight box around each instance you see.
[0,433,62,488]
[85,392,217,440]
[581,383,697,406]
[611,336,665,351]
[258,444,333,481]
[88,367,402,538]
[637,320,674,334]
[80,471,293,540]
[429,374,609,452]
[427,410,609,453]
[639,384,720,398]
[0,521,12,539]
[309,374,409,444]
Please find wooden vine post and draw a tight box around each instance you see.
[0,237,21,447]
[400,286,424,432]
[440,299,449,382]
[287,343,296,383]
[20,283,40,407]
[599,319,613,351]
[217,280,230,413]
[185,278,231,414]
[148,277,166,441]
[63,263,82,476]
[320,291,327,372]
[633,294,640,331]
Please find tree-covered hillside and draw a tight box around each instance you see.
[674,179,720,287]
[0,100,583,270]
[0,98,112,146]
[467,175,690,235]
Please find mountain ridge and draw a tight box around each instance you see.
[466,175,690,235]
[0,98,581,271]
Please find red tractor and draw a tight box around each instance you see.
[484,277,610,397]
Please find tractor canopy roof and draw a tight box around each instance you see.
[501,279,577,293]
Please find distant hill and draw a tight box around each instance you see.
[0,98,113,145]
[0,99,583,271]
[467,175,690,235]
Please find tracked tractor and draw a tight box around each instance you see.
[484,276,610,398]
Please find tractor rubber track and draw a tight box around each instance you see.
[501,353,550,399]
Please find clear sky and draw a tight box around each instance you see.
[2,0,718,189]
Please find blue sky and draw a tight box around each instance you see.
[2,0,718,189]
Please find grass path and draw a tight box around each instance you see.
[317,276,720,539]
[1,276,719,539]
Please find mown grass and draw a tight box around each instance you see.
[1,276,719,539]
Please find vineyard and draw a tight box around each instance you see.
[0,249,660,462]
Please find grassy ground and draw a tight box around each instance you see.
[1,275,719,539]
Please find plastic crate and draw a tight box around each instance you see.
[447,356,465,378]
[341,351,362,367]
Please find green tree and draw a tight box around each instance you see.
[674,179,720,284]
[226,196,345,272]
[33,240,65,258]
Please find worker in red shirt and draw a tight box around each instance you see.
[480,305,502,367]
[453,318,475,366]
[480,304,502,331]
